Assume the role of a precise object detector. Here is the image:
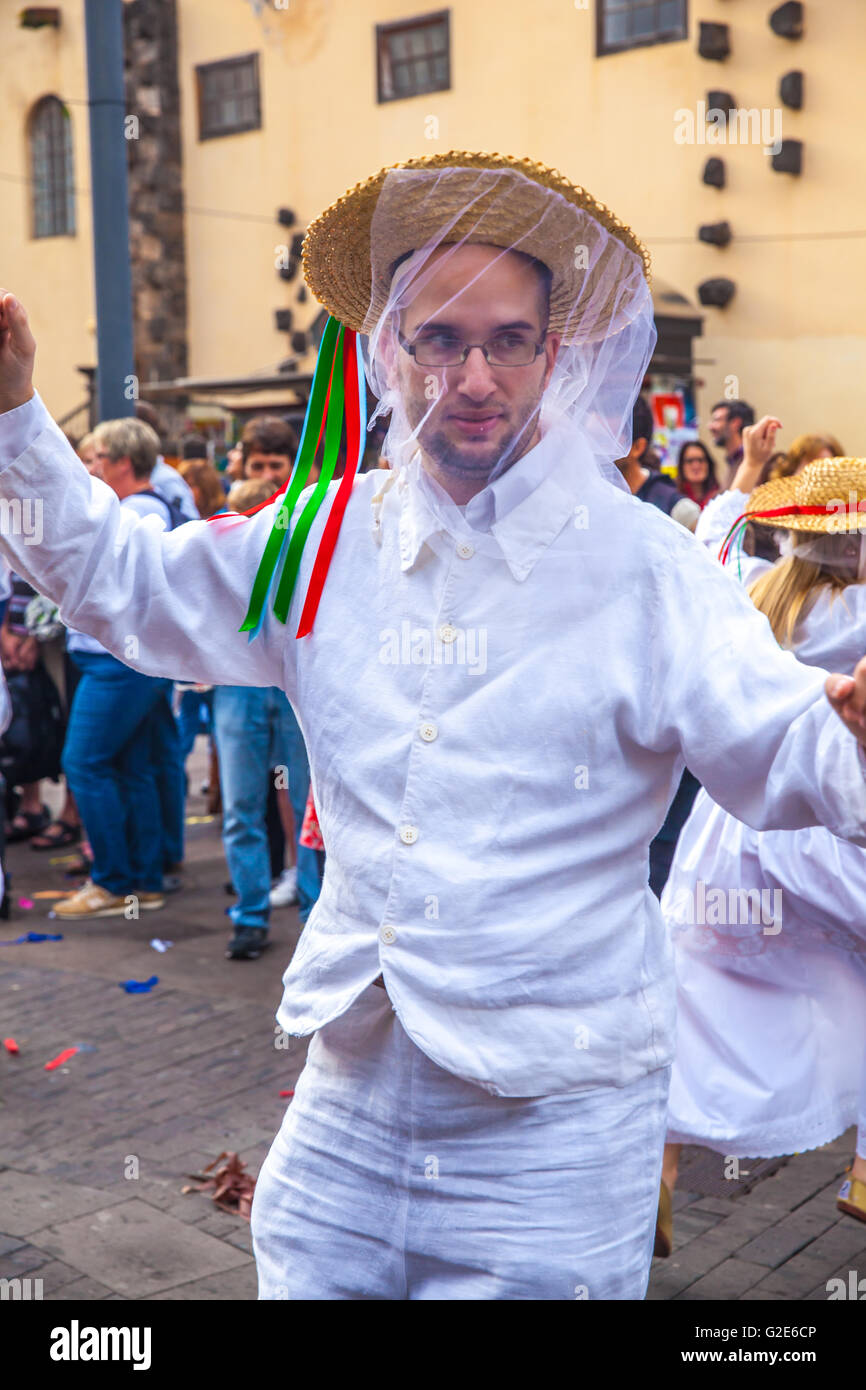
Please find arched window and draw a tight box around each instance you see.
[29,96,75,238]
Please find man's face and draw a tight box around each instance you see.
[394,244,560,496]
[708,406,729,446]
[97,450,133,498]
[245,452,292,487]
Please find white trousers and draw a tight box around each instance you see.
[251,985,670,1300]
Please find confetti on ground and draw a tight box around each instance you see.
[70,1043,96,1053]
[0,931,64,946]
[185,814,215,825]
[149,938,173,953]
[120,976,159,994]
[182,1151,256,1220]
[16,897,34,910]
[44,1047,78,1071]
[49,853,82,866]
[3,1038,20,1055]
[32,890,73,900]
[279,1090,295,1098]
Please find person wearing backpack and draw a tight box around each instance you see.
[56,418,184,918]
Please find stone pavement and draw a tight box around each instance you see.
[1,761,864,1301]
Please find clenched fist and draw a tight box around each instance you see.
[0,291,36,415]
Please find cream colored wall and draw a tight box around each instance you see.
[178,0,866,453]
[1,1,95,426]
[4,0,862,451]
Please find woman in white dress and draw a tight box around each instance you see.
[655,423,866,1255]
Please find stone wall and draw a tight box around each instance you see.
[123,0,187,433]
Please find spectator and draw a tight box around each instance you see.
[181,434,209,461]
[225,443,245,485]
[707,399,755,485]
[135,401,200,521]
[55,418,183,918]
[766,433,842,483]
[178,459,227,520]
[615,397,701,531]
[211,477,317,960]
[675,439,720,509]
[241,417,297,488]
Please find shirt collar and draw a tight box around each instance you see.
[394,428,584,581]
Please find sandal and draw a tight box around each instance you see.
[6,806,51,843]
[63,850,94,878]
[29,819,82,851]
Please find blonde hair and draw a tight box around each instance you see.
[227,478,275,513]
[747,547,849,646]
[768,434,838,482]
[178,458,225,519]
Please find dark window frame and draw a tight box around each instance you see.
[195,51,261,141]
[29,94,75,239]
[375,9,451,104]
[596,0,688,56]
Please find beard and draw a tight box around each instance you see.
[415,405,541,484]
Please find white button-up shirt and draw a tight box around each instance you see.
[2,395,866,1096]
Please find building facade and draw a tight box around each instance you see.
[2,0,864,455]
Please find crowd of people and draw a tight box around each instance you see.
[0,408,327,960]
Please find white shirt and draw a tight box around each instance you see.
[2,394,866,1097]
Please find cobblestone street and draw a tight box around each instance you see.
[1,765,864,1301]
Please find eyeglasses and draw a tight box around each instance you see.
[398,329,545,368]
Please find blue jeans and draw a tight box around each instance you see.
[149,694,185,870]
[212,686,318,932]
[177,687,213,763]
[63,651,173,894]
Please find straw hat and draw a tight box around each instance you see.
[747,457,866,534]
[301,151,651,339]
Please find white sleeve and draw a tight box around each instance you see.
[652,531,866,846]
[0,393,294,691]
[694,488,770,586]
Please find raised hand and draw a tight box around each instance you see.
[0,291,36,415]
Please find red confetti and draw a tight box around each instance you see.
[44,1047,78,1071]
[279,1089,295,1098]
[3,1037,19,1055]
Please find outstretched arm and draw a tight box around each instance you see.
[0,292,292,691]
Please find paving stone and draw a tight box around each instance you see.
[735,1209,838,1268]
[739,1253,842,1300]
[43,1274,116,1301]
[36,1198,250,1297]
[687,1197,737,1217]
[0,1235,26,1256]
[147,1262,258,1300]
[0,1171,128,1238]
[673,1257,768,1300]
[0,1243,53,1276]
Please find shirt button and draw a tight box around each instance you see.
[399,824,419,845]
[439,623,457,644]
[457,542,474,559]
[380,926,397,945]
[419,722,438,742]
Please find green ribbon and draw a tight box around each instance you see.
[239,315,342,634]
[273,329,346,623]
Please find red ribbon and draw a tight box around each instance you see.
[295,329,363,639]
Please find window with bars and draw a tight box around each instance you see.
[597,0,687,54]
[196,52,261,140]
[376,10,451,103]
[29,96,75,238]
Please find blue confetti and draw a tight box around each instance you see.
[119,976,159,994]
[0,931,64,946]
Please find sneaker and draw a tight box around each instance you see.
[226,927,270,961]
[269,866,298,908]
[55,880,129,919]
[137,892,166,911]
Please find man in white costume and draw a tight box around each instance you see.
[2,153,866,1299]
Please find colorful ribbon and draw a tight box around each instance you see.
[227,314,366,641]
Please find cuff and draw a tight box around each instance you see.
[0,392,52,468]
